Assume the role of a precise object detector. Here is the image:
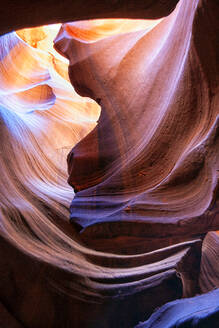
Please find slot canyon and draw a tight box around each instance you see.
[0,0,218,327]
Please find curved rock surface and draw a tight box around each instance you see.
[199,231,219,293]
[55,0,219,239]
[0,0,180,36]
[0,0,218,327]
[136,288,219,328]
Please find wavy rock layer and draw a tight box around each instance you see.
[1,21,201,328]
[136,288,219,328]
[55,0,219,242]
[199,231,219,293]
[0,0,218,327]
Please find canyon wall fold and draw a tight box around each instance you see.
[55,0,219,241]
[0,0,218,327]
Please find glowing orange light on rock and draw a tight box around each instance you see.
[63,18,163,42]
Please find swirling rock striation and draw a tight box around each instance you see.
[199,231,219,293]
[0,0,218,327]
[55,0,219,242]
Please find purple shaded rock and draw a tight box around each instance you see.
[136,288,219,328]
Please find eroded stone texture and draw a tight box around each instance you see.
[0,0,218,327]
[135,288,219,328]
[0,233,202,328]
[199,231,219,293]
[55,0,219,238]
